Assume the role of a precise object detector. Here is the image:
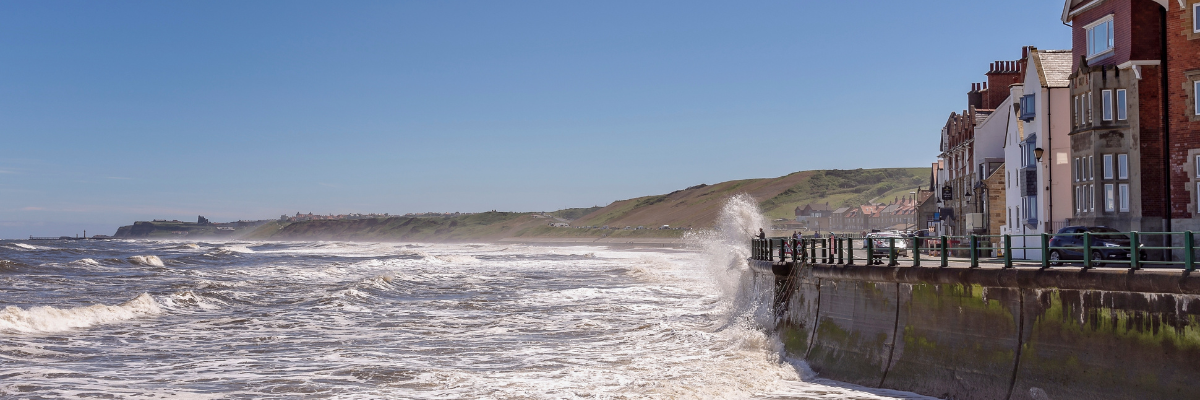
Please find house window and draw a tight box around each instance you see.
[1088,92,1093,123]
[1196,155,1200,177]
[1116,89,1127,120]
[1119,184,1130,212]
[1074,158,1080,182]
[1195,3,1200,33]
[1088,155,1094,181]
[1102,90,1113,121]
[1080,184,1089,213]
[1117,154,1128,179]
[1080,94,1089,126]
[1105,184,1115,212]
[1103,154,1113,179]
[1085,15,1115,59]
[1092,184,1098,212]
[1195,81,1200,116]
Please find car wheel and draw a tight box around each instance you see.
[1049,250,1063,266]
[1090,250,1104,267]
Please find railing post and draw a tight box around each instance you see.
[867,238,875,265]
[913,237,921,267]
[1186,231,1195,272]
[1041,233,1050,269]
[1003,235,1012,269]
[837,238,844,264]
[847,238,855,265]
[811,237,820,263]
[1129,232,1140,271]
[1082,232,1092,270]
[888,237,898,266]
[939,236,948,268]
[969,235,979,268]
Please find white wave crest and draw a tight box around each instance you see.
[9,243,44,251]
[428,254,479,264]
[127,255,165,267]
[0,293,163,333]
[158,291,224,310]
[69,258,101,267]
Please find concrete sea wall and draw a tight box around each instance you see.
[756,262,1200,400]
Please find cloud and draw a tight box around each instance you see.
[0,170,15,174]
[20,206,45,211]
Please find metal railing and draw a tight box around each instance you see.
[750,231,1199,271]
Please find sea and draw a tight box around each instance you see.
[0,198,934,399]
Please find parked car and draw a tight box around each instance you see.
[866,233,909,258]
[1048,226,1146,266]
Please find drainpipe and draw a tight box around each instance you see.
[1161,6,1172,233]
[1047,86,1054,232]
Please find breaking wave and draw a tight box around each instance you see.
[0,293,163,333]
[127,255,165,267]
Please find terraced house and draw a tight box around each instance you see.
[1063,0,1169,236]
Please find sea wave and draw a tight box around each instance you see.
[127,255,165,267]
[158,291,224,310]
[0,293,163,333]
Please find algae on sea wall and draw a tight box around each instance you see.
[803,280,898,388]
[1011,290,1200,400]
[882,283,1020,400]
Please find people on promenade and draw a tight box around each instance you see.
[757,228,765,240]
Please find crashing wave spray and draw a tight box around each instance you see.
[684,193,775,328]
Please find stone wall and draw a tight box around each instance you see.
[759,261,1200,400]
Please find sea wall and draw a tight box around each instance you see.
[757,262,1200,400]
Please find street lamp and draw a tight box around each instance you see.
[1034,147,1045,161]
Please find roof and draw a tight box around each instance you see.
[1033,49,1073,88]
[974,110,993,125]
[832,207,850,214]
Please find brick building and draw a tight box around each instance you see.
[1167,1,1200,235]
[1062,0,1168,234]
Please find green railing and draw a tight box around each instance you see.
[749,231,1198,271]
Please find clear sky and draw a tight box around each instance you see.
[0,1,1072,238]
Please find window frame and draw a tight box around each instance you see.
[1088,155,1094,181]
[1104,184,1115,212]
[1118,183,1129,212]
[1084,15,1116,60]
[1194,3,1200,33]
[1118,154,1128,180]
[1102,90,1113,121]
[1195,81,1200,116]
[1103,154,1114,179]
[1116,89,1127,121]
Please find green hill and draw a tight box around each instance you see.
[570,167,929,229]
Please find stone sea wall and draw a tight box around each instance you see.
[757,262,1200,400]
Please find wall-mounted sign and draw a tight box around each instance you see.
[941,186,953,201]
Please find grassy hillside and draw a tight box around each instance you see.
[571,167,929,228]
[240,212,684,242]
[207,167,929,242]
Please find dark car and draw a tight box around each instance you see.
[1048,226,1146,266]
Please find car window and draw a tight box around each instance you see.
[1087,227,1119,233]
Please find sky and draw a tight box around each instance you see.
[0,1,1073,239]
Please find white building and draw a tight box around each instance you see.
[1001,48,1073,259]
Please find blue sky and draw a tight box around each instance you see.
[0,1,1072,238]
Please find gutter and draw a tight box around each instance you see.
[1161,7,1172,233]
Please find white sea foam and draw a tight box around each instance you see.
[428,254,479,264]
[0,293,162,333]
[158,291,224,310]
[127,255,165,267]
[69,258,101,267]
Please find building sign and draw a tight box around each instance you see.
[941,186,953,201]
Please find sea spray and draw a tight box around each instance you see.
[684,193,775,329]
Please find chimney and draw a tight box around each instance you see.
[968,83,983,109]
